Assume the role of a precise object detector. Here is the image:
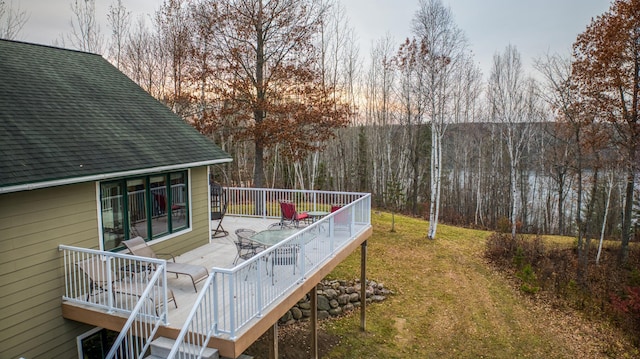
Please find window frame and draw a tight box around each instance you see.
[98,170,190,251]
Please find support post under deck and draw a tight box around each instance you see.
[311,286,318,358]
[360,240,367,331]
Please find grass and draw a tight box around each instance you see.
[322,212,638,358]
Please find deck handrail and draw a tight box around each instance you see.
[224,187,367,219]
[59,245,172,358]
[106,267,166,359]
[169,188,371,358]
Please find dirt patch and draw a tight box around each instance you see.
[243,320,341,359]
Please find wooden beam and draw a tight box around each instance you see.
[360,240,367,331]
[311,286,318,359]
[268,322,278,359]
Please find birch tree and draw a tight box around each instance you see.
[411,0,468,239]
[487,45,538,240]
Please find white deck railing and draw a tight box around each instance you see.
[224,187,367,219]
[168,189,371,358]
[59,246,173,359]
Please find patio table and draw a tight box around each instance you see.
[249,228,301,246]
[306,210,329,223]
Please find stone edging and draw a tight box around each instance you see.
[279,279,392,325]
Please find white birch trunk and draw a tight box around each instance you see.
[596,171,614,264]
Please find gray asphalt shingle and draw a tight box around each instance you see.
[0,40,231,190]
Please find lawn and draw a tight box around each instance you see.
[320,212,639,358]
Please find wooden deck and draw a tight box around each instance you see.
[62,214,372,358]
[166,216,279,325]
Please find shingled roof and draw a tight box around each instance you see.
[0,40,231,193]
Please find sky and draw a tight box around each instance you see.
[14,0,612,79]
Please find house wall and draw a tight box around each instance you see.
[0,182,99,359]
[0,166,211,359]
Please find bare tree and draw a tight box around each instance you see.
[487,45,538,240]
[0,0,29,40]
[412,0,468,239]
[107,0,131,69]
[534,52,579,235]
[65,0,104,53]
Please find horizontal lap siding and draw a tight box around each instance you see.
[0,166,211,358]
[0,182,98,359]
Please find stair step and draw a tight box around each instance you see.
[149,337,219,359]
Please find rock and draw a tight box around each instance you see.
[317,295,331,311]
[317,310,330,320]
[280,310,292,323]
[291,307,303,320]
[324,288,338,299]
[329,307,343,316]
[337,294,350,305]
[329,299,339,309]
[349,293,360,302]
[345,287,356,294]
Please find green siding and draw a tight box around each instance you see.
[0,182,98,358]
[0,166,213,358]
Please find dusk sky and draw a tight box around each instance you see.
[15,0,612,79]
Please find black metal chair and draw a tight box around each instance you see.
[211,182,229,238]
[233,229,263,264]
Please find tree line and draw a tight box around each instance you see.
[3,0,638,260]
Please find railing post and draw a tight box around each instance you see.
[300,237,306,280]
[213,274,220,336]
[257,261,263,317]
[106,257,114,313]
[262,189,267,218]
[161,262,169,325]
[329,216,335,251]
[229,273,236,339]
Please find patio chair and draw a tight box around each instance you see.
[279,200,309,228]
[211,182,229,238]
[76,257,177,313]
[233,229,265,264]
[265,225,300,284]
[122,237,209,292]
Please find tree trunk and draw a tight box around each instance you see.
[619,167,635,264]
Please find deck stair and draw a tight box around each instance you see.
[146,337,219,359]
[146,337,254,359]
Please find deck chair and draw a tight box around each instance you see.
[76,257,177,312]
[233,229,265,264]
[279,200,309,228]
[211,182,229,238]
[265,226,300,284]
[122,237,209,292]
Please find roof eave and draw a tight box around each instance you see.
[0,158,233,195]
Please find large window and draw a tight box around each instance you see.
[100,171,189,251]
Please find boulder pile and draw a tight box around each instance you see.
[279,279,391,325]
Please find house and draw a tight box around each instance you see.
[0,39,372,359]
[0,39,232,358]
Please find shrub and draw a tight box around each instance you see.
[517,263,540,294]
[496,217,511,233]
